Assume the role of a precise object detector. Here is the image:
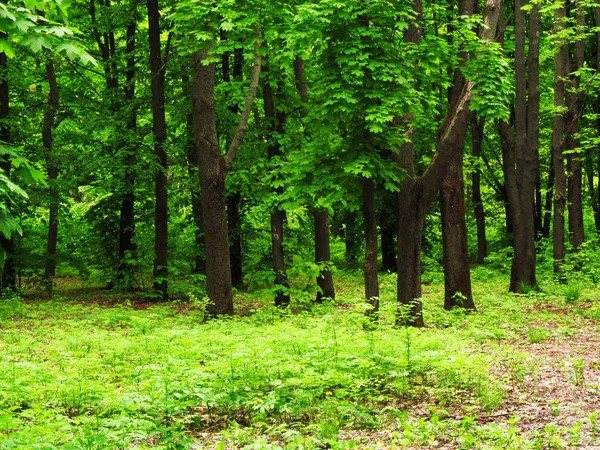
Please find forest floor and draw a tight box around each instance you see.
[1,269,600,449]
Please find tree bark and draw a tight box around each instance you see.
[117,1,137,288]
[471,115,487,264]
[542,154,554,239]
[191,39,262,315]
[293,56,336,299]
[43,62,59,281]
[566,1,585,251]
[553,1,568,272]
[395,0,500,326]
[263,59,291,307]
[380,194,397,272]
[439,0,474,310]
[225,47,244,285]
[314,210,335,301]
[362,177,379,313]
[192,53,233,315]
[497,0,539,291]
[0,42,15,289]
[147,0,168,299]
[441,154,474,310]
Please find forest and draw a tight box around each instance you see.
[3,0,600,448]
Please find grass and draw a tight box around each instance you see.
[0,269,598,448]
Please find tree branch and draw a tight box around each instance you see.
[224,32,262,169]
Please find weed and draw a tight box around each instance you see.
[527,327,552,344]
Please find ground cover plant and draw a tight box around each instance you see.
[1,269,600,449]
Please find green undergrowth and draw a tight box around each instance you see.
[0,269,598,449]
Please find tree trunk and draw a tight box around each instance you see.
[263,59,290,307]
[345,211,360,267]
[471,115,487,264]
[191,53,233,315]
[542,154,554,239]
[147,0,168,299]
[394,0,500,326]
[190,41,262,315]
[227,192,242,285]
[439,0,474,310]
[0,44,15,289]
[314,210,335,301]
[186,110,206,275]
[362,177,379,313]
[117,3,137,288]
[225,47,244,286]
[380,193,397,271]
[43,62,59,281]
[553,1,567,272]
[566,1,585,251]
[441,154,474,310]
[293,56,336,298]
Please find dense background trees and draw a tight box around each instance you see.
[3,0,600,325]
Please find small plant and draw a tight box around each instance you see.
[548,400,561,417]
[564,284,581,303]
[569,358,585,387]
[527,327,551,344]
[519,282,538,295]
[589,411,598,442]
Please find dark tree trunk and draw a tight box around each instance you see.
[227,192,242,285]
[566,2,585,251]
[534,173,543,239]
[542,154,554,239]
[362,177,379,313]
[0,45,15,289]
[345,211,360,267]
[497,0,539,292]
[147,0,168,298]
[593,7,600,234]
[439,0,474,310]
[186,109,206,275]
[226,48,243,286]
[192,54,233,315]
[314,210,335,301]
[471,115,487,264]
[394,0,500,326]
[263,59,291,307]
[379,199,397,272]
[117,3,137,288]
[294,56,336,299]
[553,2,567,272]
[441,154,475,310]
[191,42,262,315]
[43,62,59,281]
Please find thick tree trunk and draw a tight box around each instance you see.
[186,112,206,275]
[0,45,15,289]
[147,0,168,299]
[396,181,426,327]
[190,41,262,315]
[394,0,500,326]
[263,60,290,307]
[314,210,335,301]
[497,0,539,291]
[43,62,59,281]
[471,115,487,264]
[441,154,474,310]
[117,5,137,288]
[227,192,242,285]
[191,53,233,315]
[553,2,567,272]
[362,177,379,313]
[439,0,474,309]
